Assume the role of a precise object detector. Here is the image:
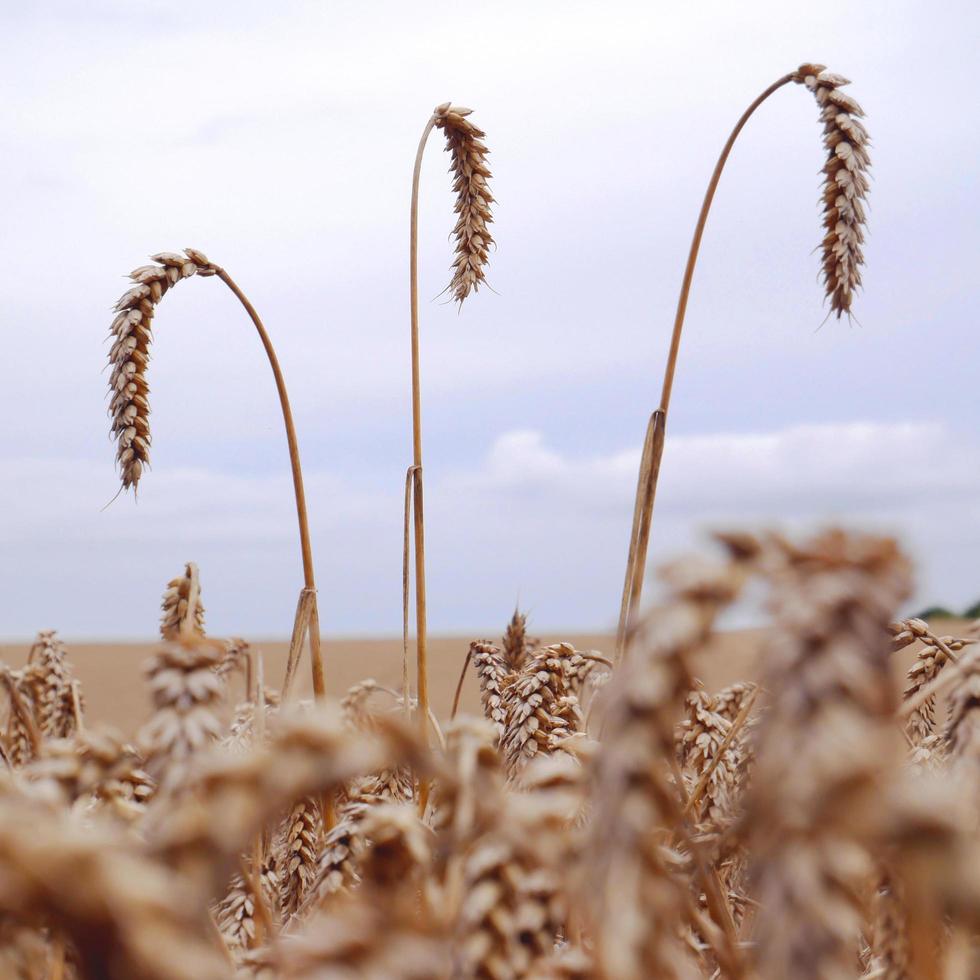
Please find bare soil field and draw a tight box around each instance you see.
[2,620,968,736]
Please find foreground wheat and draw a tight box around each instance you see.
[5,528,979,979]
[106,249,325,698]
[616,64,871,658]
[405,103,495,750]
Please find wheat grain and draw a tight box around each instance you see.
[501,643,583,779]
[792,64,871,318]
[432,103,495,304]
[107,249,216,492]
[467,641,510,740]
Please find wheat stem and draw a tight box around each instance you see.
[213,266,325,700]
[408,117,438,751]
[616,73,796,653]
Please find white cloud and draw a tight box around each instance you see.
[2,421,976,640]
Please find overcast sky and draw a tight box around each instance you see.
[0,1,977,640]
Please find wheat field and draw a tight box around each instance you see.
[2,62,977,980]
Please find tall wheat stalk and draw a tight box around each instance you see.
[107,249,325,698]
[405,104,494,747]
[615,64,871,658]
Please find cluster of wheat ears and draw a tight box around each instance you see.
[3,65,973,980]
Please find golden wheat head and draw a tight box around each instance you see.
[793,64,870,318]
[107,248,214,492]
[432,103,494,304]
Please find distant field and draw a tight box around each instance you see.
[2,620,969,736]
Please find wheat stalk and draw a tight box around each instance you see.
[405,102,494,770]
[107,248,325,700]
[615,64,871,659]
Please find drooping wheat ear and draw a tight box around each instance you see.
[432,102,495,304]
[406,102,494,768]
[747,530,911,980]
[894,618,975,747]
[137,638,225,795]
[279,797,323,917]
[108,248,325,701]
[792,64,871,318]
[25,630,80,739]
[616,65,870,660]
[160,561,206,640]
[108,249,215,492]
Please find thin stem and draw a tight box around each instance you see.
[409,116,438,738]
[213,267,325,699]
[659,73,795,416]
[618,73,795,649]
[402,465,418,717]
[451,646,474,721]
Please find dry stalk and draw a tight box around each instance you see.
[405,102,494,761]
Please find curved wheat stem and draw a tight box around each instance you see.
[106,249,324,698]
[616,64,871,658]
[405,104,494,755]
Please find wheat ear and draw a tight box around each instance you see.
[160,562,206,640]
[107,248,325,699]
[747,531,910,980]
[25,630,80,739]
[405,104,494,775]
[616,64,870,659]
